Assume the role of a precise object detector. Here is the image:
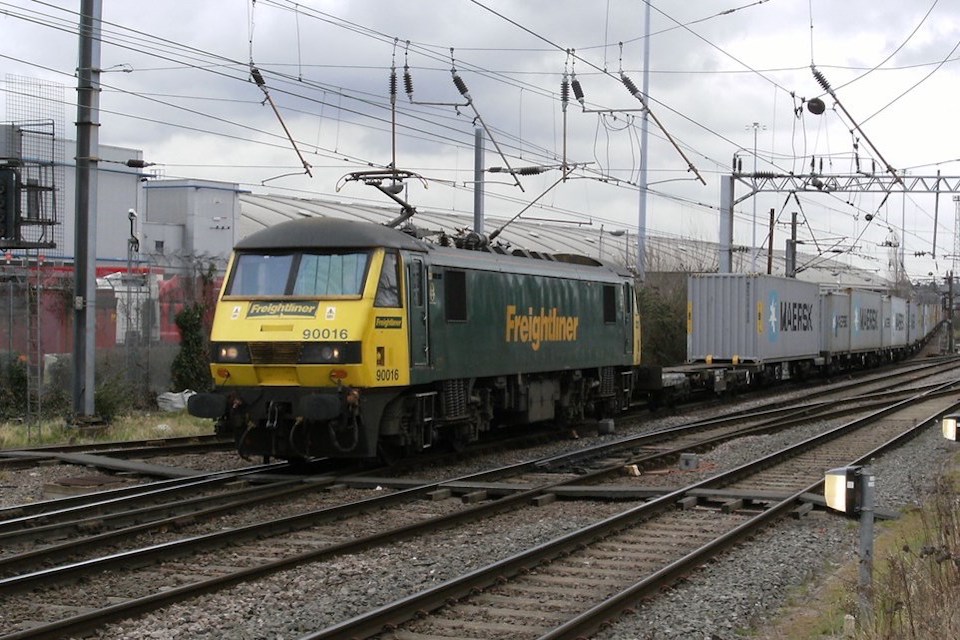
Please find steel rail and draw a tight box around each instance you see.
[301,381,960,639]
[0,462,289,527]
[2,376,958,639]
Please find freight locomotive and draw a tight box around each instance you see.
[187,217,662,460]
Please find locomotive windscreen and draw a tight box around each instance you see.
[227,251,371,297]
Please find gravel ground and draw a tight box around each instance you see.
[91,419,960,638]
[2,374,957,640]
[0,450,253,508]
[596,424,960,640]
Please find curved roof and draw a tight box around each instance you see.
[239,193,893,290]
[236,216,427,252]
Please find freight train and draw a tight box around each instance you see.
[681,273,942,393]
[187,217,662,460]
[187,216,944,462]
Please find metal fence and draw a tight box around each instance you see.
[0,253,221,422]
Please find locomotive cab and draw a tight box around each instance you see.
[188,217,423,459]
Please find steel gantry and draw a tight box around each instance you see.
[719,171,960,274]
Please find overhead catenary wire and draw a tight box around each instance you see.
[0,8,816,256]
[7,0,946,278]
[9,1,780,198]
[467,0,707,185]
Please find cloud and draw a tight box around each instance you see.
[2,0,959,281]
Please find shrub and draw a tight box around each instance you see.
[171,302,212,393]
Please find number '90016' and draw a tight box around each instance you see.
[302,328,348,340]
[376,368,400,382]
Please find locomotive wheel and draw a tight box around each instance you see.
[377,441,407,466]
[447,433,468,453]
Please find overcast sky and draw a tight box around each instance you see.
[2,0,959,281]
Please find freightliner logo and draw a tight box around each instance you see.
[505,305,579,351]
[246,301,319,318]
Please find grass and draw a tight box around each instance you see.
[753,451,960,639]
[0,411,215,450]
[861,464,960,639]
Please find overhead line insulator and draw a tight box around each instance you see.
[571,77,585,106]
[250,67,266,87]
[517,166,545,176]
[452,72,471,101]
[620,73,646,106]
[403,65,414,100]
[812,67,832,93]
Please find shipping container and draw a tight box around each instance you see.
[885,296,908,348]
[821,291,851,355]
[849,289,884,352]
[687,274,821,364]
[906,300,920,346]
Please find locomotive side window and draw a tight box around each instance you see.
[228,254,294,296]
[445,269,467,321]
[293,252,368,296]
[374,251,401,307]
[603,284,616,323]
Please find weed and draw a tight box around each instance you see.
[0,410,212,449]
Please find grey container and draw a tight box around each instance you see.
[687,274,821,364]
[884,296,907,348]
[821,291,851,355]
[907,300,920,345]
[924,303,942,338]
[849,289,884,352]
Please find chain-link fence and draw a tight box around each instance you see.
[0,253,220,422]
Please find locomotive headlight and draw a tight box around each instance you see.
[213,343,251,363]
[321,346,340,361]
[301,342,361,364]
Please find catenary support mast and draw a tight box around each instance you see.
[73,0,101,418]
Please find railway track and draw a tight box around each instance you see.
[1,361,957,638]
[305,382,960,640]
[0,433,236,476]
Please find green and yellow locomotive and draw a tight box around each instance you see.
[188,217,659,460]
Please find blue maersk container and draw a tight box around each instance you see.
[687,274,821,365]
